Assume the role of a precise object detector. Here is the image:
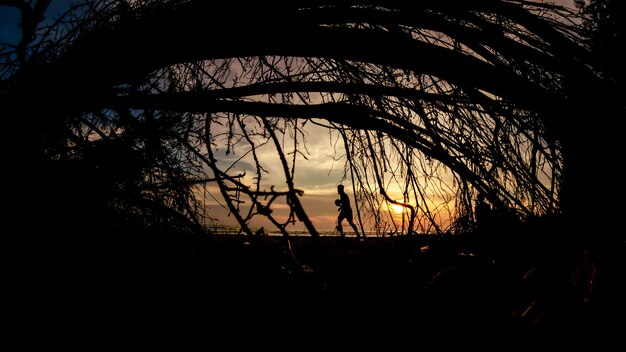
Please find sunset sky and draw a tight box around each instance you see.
[0,0,576,233]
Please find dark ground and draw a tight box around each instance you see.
[14,227,626,344]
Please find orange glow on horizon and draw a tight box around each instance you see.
[390,204,405,215]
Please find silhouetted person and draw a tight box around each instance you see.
[335,185,362,239]
[475,193,499,255]
[475,193,493,230]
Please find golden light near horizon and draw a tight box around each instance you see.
[390,204,405,215]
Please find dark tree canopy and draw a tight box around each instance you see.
[0,0,621,238]
[577,0,625,85]
[3,0,625,340]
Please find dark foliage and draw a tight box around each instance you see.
[2,0,624,339]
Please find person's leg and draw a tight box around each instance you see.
[337,215,345,237]
[348,219,361,238]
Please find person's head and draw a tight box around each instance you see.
[337,184,344,193]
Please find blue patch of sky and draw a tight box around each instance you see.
[1,0,79,46]
[0,6,21,45]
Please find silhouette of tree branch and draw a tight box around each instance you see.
[4,0,602,236]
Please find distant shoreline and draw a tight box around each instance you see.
[206,229,433,237]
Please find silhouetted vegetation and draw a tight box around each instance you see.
[2,0,623,339]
